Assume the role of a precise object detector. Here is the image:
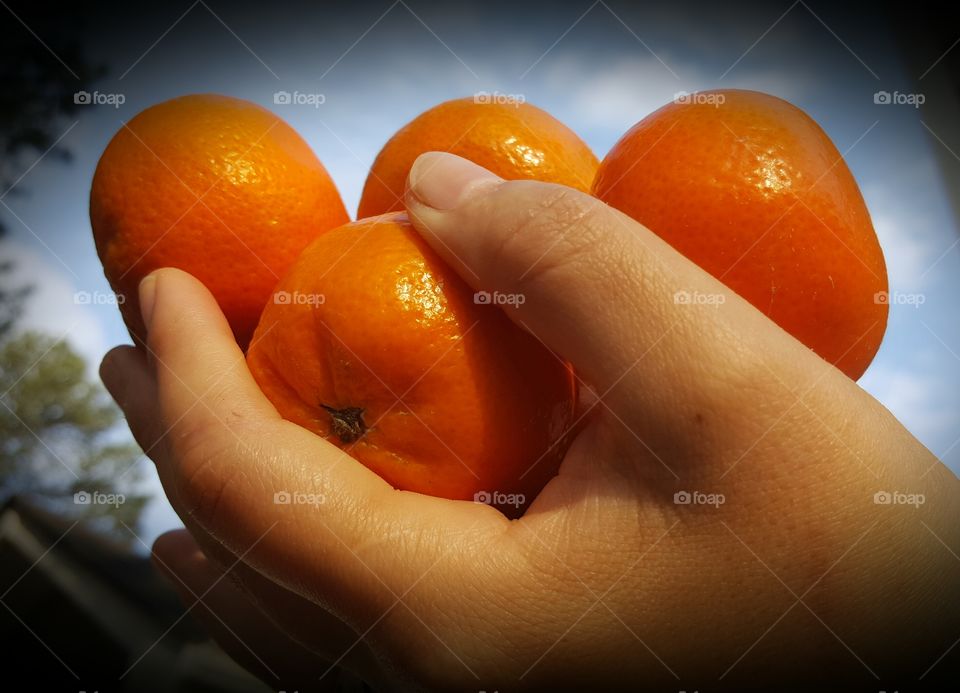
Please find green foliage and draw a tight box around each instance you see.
[0,4,144,537]
[0,260,31,339]
[0,331,147,536]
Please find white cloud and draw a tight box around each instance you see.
[861,161,949,292]
[860,366,960,453]
[870,208,939,292]
[536,53,813,139]
[540,56,684,132]
[2,239,110,371]
[856,161,960,472]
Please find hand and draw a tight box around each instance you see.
[101,152,960,691]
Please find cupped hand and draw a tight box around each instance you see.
[100,152,960,691]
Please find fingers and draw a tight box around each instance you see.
[152,530,365,691]
[404,152,844,460]
[100,345,162,454]
[140,268,280,433]
[405,153,718,389]
[133,267,290,536]
[154,528,380,671]
[116,268,506,630]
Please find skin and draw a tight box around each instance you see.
[101,152,960,692]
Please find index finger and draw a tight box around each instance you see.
[137,268,507,620]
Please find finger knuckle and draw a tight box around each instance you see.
[170,422,239,528]
[144,308,182,362]
[485,183,615,293]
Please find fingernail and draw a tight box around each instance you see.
[139,273,158,331]
[408,152,499,211]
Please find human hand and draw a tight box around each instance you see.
[101,152,960,691]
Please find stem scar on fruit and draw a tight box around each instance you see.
[321,404,367,443]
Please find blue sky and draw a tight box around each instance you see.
[3,1,959,544]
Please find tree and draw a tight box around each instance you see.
[0,261,31,339]
[0,330,148,536]
[0,2,104,232]
[0,3,146,539]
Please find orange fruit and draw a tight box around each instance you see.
[592,89,888,379]
[246,213,577,515]
[357,96,599,217]
[90,94,349,349]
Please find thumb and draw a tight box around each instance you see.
[404,152,826,454]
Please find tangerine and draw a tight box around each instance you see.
[357,97,598,217]
[246,213,577,515]
[592,89,888,379]
[90,94,349,349]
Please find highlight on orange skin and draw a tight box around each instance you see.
[358,97,599,218]
[247,213,578,516]
[90,93,349,349]
[592,89,888,380]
